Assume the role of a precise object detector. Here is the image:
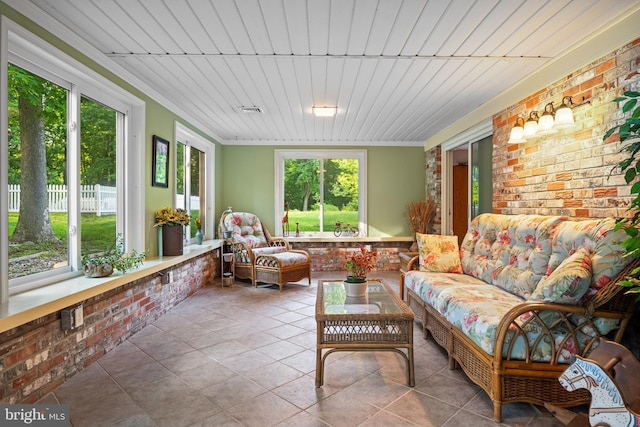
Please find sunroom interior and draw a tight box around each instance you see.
[2,1,640,425]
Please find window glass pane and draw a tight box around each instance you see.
[324,159,359,236]
[284,159,320,235]
[176,142,185,210]
[282,157,360,237]
[189,147,203,237]
[80,96,118,255]
[7,64,68,280]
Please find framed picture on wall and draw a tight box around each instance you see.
[152,135,169,188]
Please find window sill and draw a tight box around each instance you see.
[0,240,223,334]
[285,236,413,243]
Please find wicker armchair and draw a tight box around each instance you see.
[219,210,289,286]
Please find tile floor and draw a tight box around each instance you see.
[39,271,568,426]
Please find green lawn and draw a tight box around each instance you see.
[286,210,359,234]
[9,212,117,255]
[9,210,202,256]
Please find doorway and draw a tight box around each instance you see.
[441,122,493,243]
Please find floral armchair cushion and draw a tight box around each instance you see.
[416,233,462,273]
[222,212,269,248]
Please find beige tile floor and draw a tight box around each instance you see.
[39,271,567,426]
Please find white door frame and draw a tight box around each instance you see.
[440,121,492,236]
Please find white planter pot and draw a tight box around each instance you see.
[344,280,368,298]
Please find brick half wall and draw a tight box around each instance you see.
[291,240,413,273]
[0,252,217,404]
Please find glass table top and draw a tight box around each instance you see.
[320,279,404,315]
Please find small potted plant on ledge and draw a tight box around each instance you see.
[82,235,147,278]
[344,247,378,297]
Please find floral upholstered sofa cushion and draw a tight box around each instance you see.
[405,213,630,362]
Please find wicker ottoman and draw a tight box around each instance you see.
[254,250,311,291]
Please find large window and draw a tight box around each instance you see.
[1,18,145,298]
[175,123,215,241]
[275,150,367,237]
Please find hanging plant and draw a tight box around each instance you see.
[605,90,640,294]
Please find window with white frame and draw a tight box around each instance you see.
[1,17,145,298]
[274,150,367,237]
[175,123,215,242]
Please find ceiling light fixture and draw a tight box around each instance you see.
[312,106,337,117]
[507,96,591,144]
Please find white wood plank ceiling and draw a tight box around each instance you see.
[20,0,640,145]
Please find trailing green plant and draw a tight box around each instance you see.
[605,90,640,294]
[81,235,147,275]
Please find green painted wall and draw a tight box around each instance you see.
[1,2,221,256]
[220,145,426,237]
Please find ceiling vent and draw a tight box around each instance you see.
[239,106,263,114]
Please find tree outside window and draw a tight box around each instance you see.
[7,64,120,283]
[278,150,366,237]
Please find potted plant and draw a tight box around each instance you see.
[155,207,190,256]
[343,247,377,297]
[604,90,640,294]
[82,235,147,278]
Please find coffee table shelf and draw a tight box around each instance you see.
[315,278,415,387]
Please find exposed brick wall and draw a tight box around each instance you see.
[0,252,217,404]
[492,38,640,217]
[425,146,442,234]
[291,241,413,273]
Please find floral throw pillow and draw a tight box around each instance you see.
[529,248,592,305]
[416,233,462,273]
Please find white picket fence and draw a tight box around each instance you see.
[175,194,201,212]
[8,184,117,215]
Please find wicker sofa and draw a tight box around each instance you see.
[403,213,639,422]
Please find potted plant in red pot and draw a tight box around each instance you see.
[344,247,377,297]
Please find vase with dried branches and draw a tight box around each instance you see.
[405,199,436,252]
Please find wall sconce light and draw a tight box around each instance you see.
[523,111,539,137]
[553,96,588,129]
[507,96,590,144]
[508,117,526,144]
[312,106,337,117]
[537,103,556,135]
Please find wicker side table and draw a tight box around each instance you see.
[315,279,415,387]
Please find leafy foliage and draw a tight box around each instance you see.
[81,235,147,274]
[284,158,359,212]
[606,90,640,293]
[344,247,378,280]
[7,64,67,185]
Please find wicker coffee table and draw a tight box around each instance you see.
[315,278,415,387]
